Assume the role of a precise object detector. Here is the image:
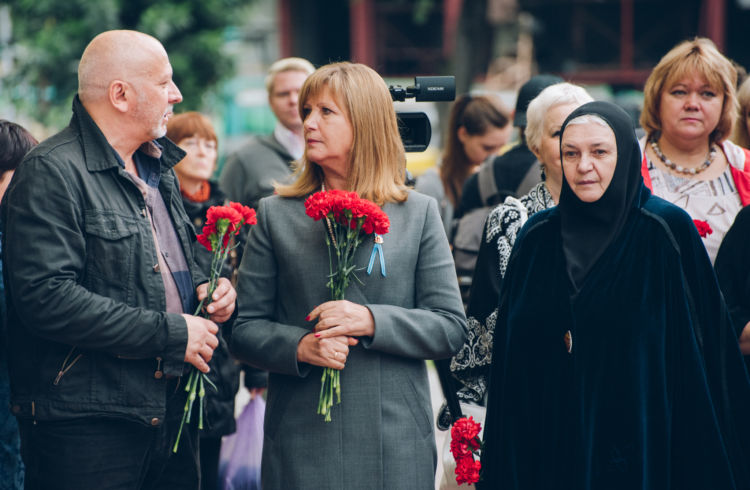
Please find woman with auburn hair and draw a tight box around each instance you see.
[415,94,510,233]
[230,62,467,489]
[640,37,750,262]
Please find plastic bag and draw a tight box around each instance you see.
[219,395,265,490]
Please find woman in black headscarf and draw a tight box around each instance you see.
[479,101,750,489]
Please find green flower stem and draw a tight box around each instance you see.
[198,374,205,430]
[174,226,243,453]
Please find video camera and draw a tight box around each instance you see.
[389,76,455,152]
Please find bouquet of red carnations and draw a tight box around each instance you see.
[173,202,256,453]
[304,189,389,421]
[450,416,483,485]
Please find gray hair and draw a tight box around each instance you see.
[524,83,593,152]
[265,57,315,95]
[564,113,610,129]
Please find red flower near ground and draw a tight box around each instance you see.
[452,416,482,442]
[693,219,713,238]
[450,416,483,485]
[455,458,482,486]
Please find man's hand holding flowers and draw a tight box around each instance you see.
[197,277,237,322]
[181,277,237,373]
[182,315,219,373]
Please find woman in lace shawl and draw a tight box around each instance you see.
[446,83,593,410]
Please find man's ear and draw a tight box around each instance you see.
[109,80,131,113]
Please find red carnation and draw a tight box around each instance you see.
[196,232,212,252]
[452,416,482,442]
[693,219,713,238]
[304,191,334,221]
[229,201,257,226]
[455,458,481,485]
[450,438,474,459]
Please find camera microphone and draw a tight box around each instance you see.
[389,76,455,102]
[389,75,456,152]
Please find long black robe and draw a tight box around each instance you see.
[480,105,750,490]
[715,204,750,340]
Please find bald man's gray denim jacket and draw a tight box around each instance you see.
[1,96,207,426]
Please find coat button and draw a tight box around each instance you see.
[154,370,163,379]
[11,405,20,414]
[151,418,160,426]
[564,330,573,354]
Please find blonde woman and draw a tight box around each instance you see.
[640,37,750,262]
[230,62,467,490]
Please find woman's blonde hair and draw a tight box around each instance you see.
[640,37,737,144]
[732,77,750,148]
[275,62,409,205]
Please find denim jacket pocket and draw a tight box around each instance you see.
[83,211,140,298]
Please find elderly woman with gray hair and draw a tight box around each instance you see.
[443,83,593,416]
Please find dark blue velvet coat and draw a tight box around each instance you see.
[480,185,750,489]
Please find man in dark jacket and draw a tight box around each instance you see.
[1,30,236,490]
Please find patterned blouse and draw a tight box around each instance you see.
[450,182,555,404]
[646,159,741,264]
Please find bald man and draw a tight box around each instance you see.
[2,30,236,489]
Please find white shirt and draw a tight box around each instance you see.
[273,122,304,160]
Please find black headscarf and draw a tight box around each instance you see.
[558,101,643,291]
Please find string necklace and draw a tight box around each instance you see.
[650,137,717,176]
[320,181,338,247]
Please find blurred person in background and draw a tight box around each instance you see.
[640,37,750,263]
[415,94,510,234]
[443,83,592,421]
[0,120,38,490]
[220,57,315,211]
[731,76,750,149]
[457,74,563,217]
[166,112,246,490]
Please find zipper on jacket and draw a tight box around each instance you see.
[53,347,83,385]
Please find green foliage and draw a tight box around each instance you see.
[6,0,244,128]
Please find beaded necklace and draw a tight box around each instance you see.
[650,137,717,176]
